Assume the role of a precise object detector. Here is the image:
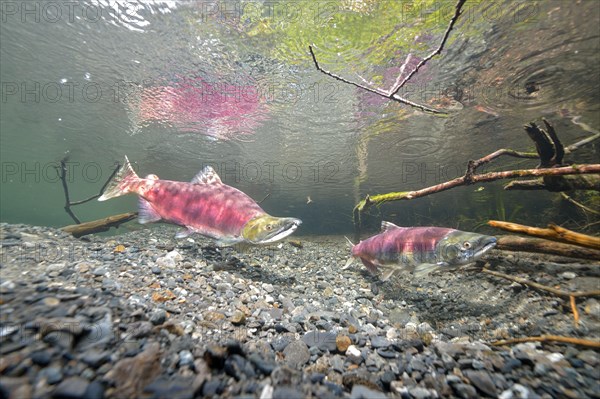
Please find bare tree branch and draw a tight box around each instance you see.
[389,0,467,97]
[57,158,121,224]
[309,0,467,114]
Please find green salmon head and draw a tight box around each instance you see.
[242,215,302,244]
[438,231,497,265]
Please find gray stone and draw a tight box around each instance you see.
[302,331,337,352]
[453,383,478,399]
[91,267,108,276]
[350,385,387,399]
[149,309,167,325]
[283,340,310,369]
[178,350,194,367]
[39,367,63,385]
[52,376,89,398]
[370,336,390,349]
[464,370,497,397]
[409,387,434,399]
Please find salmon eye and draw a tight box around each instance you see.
[463,241,472,249]
[266,224,273,231]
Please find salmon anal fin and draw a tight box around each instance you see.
[138,198,162,224]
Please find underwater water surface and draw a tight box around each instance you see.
[1,0,598,235]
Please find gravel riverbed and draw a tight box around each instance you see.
[1,223,599,399]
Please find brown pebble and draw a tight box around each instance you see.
[42,297,60,307]
[230,311,246,326]
[336,335,351,353]
[348,325,358,334]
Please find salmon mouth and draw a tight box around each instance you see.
[257,218,302,244]
[474,236,497,258]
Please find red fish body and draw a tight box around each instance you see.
[99,157,301,246]
[347,221,497,280]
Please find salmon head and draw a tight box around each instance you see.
[437,230,497,265]
[241,215,302,245]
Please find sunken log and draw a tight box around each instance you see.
[62,212,138,238]
[496,235,600,261]
[489,220,600,250]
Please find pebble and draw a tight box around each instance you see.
[302,331,337,352]
[350,384,387,399]
[370,336,391,349]
[336,335,351,353]
[464,370,497,397]
[561,272,577,279]
[52,376,90,398]
[230,310,246,325]
[283,340,310,369]
[1,224,598,399]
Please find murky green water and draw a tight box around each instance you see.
[1,0,599,235]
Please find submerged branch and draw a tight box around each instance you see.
[560,192,600,215]
[57,158,121,224]
[62,212,138,238]
[482,269,600,298]
[355,164,600,214]
[495,235,600,261]
[488,220,600,250]
[491,335,600,349]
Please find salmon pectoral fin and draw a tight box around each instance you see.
[138,198,162,224]
[360,258,378,273]
[215,236,245,247]
[413,263,442,277]
[381,268,397,281]
[175,228,194,239]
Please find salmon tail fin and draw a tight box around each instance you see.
[98,156,140,201]
[342,256,355,270]
[344,236,355,247]
[342,236,356,270]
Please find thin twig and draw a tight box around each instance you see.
[561,192,600,215]
[570,295,580,328]
[308,46,444,114]
[57,159,121,223]
[258,193,271,204]
[70,162,121,205]
[482,269,600,298]
[390,0,467,96]
[58,160,80,224]
[308,0,467,114]
[492,335,600,348]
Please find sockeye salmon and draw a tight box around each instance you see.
[345,221,497,280]
[98,156,301,246]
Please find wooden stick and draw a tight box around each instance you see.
[570,295,580,328]
[482,269,600,298]
[560,192,600,215]
[495,235,600,261]
[62,212,138,238]
[355,164,600,214]
[309,0,467,114]
[488,220,600,250]
[492,335,600,348]
[57,158,121,224]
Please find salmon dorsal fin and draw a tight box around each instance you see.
[191,166,222,185]
[381,221,400,232]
